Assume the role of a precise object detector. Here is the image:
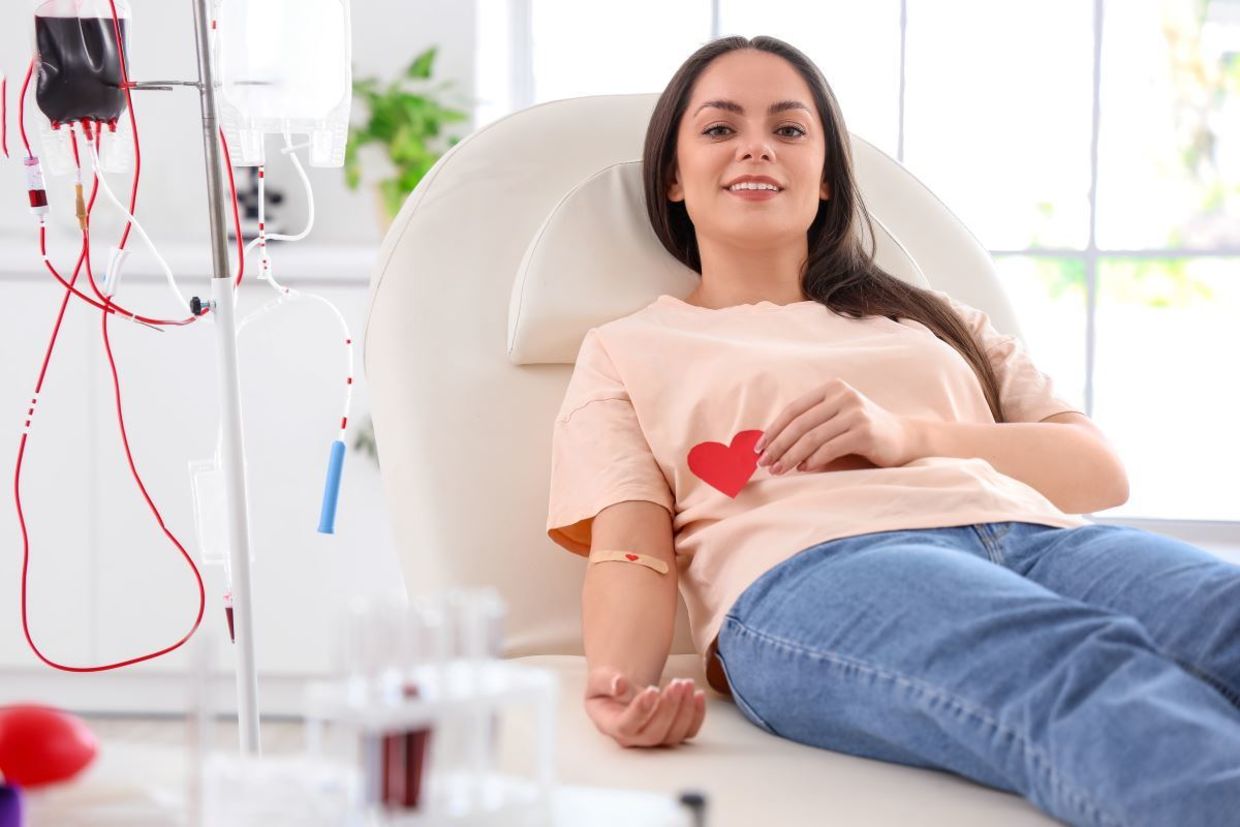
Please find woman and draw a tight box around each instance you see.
[545,34,1240,827]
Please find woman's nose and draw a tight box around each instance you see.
[739,141,775,161]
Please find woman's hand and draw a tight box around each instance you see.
[755,378,922,473]
[583,665,706,749]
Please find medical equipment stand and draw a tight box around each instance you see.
[191,0,262,755]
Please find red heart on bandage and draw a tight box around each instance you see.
[625,554,638,561]
[688,429,764,498]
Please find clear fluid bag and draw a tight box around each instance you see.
[210,0,352,168]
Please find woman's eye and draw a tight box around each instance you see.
[704,125,805,138]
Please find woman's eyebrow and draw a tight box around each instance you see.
[693,99,810,117]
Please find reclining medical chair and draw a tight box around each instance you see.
[362,92,1063,826]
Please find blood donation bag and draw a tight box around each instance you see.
[211,0,352,168]
[33,0,131,124]
[30,0,135,176]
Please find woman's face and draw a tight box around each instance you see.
[669,49,830,249]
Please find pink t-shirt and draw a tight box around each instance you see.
[545,288,1091,696]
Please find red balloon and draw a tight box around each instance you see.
[0,705,97,788]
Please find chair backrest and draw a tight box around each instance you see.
[362,92,1027,658]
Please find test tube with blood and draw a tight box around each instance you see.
[380,599,443,812]
[222,591,234,643]
[222,560,236,644]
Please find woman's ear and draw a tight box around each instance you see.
[668,169,684,203]
[820,180,830,200]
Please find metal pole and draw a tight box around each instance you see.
[191,0,261,755]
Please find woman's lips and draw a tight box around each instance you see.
[725,186,781,201]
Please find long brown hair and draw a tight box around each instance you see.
[642,35,1009,423]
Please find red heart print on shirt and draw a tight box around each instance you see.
[688,429,764,498]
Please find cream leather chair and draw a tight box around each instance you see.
[363,93,1061,826]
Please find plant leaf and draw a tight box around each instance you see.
[346,43,464,218]
[380,178,405,219]
[344,132,362,189]
[406,46,437,80]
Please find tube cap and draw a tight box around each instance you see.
[317,439,346,533]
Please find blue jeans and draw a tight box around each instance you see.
[714,521,1240,827]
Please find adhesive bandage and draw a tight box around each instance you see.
[587,549,670,575]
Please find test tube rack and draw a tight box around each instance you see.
[303,657,559,826]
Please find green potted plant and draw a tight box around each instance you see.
[345,45,472,231]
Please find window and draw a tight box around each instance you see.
[905,0,1094,251]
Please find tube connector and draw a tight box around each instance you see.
[104,247,130,296]
[75,183,87,232]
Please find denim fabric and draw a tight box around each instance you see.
[715,521,1240,827]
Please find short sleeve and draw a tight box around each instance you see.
[546,329,675,557]
[929,288,1084,424]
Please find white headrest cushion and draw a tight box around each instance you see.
[507,158,928,365]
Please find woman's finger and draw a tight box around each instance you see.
[758,387,828,455]
[761,394,842,465]
[662,683,699,745]
[801,426,858,472]
[636,682,688,746]
[615,686,660,741]
[685,690,707,739]
[653,681,690,745]
[775,415,849,473]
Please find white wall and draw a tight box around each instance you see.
[0,0,478,251]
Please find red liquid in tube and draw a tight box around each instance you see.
[380,682,431,810]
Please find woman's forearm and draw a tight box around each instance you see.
[582,559,677,691]
[910,417,1129,514]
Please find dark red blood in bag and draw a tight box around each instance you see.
[35,16,130,124]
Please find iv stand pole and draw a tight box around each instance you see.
[190,0,262,754]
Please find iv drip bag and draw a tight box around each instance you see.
[211,0,352,168]
[30,0,135,176]
[33,0,132,125]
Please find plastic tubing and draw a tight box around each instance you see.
[213,134,354,534]
[243,128,316,257]
[16,132,205,673]
[83,126,190,313]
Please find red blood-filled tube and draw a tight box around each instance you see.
[379,682,431,811]
[24,157,48,215]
